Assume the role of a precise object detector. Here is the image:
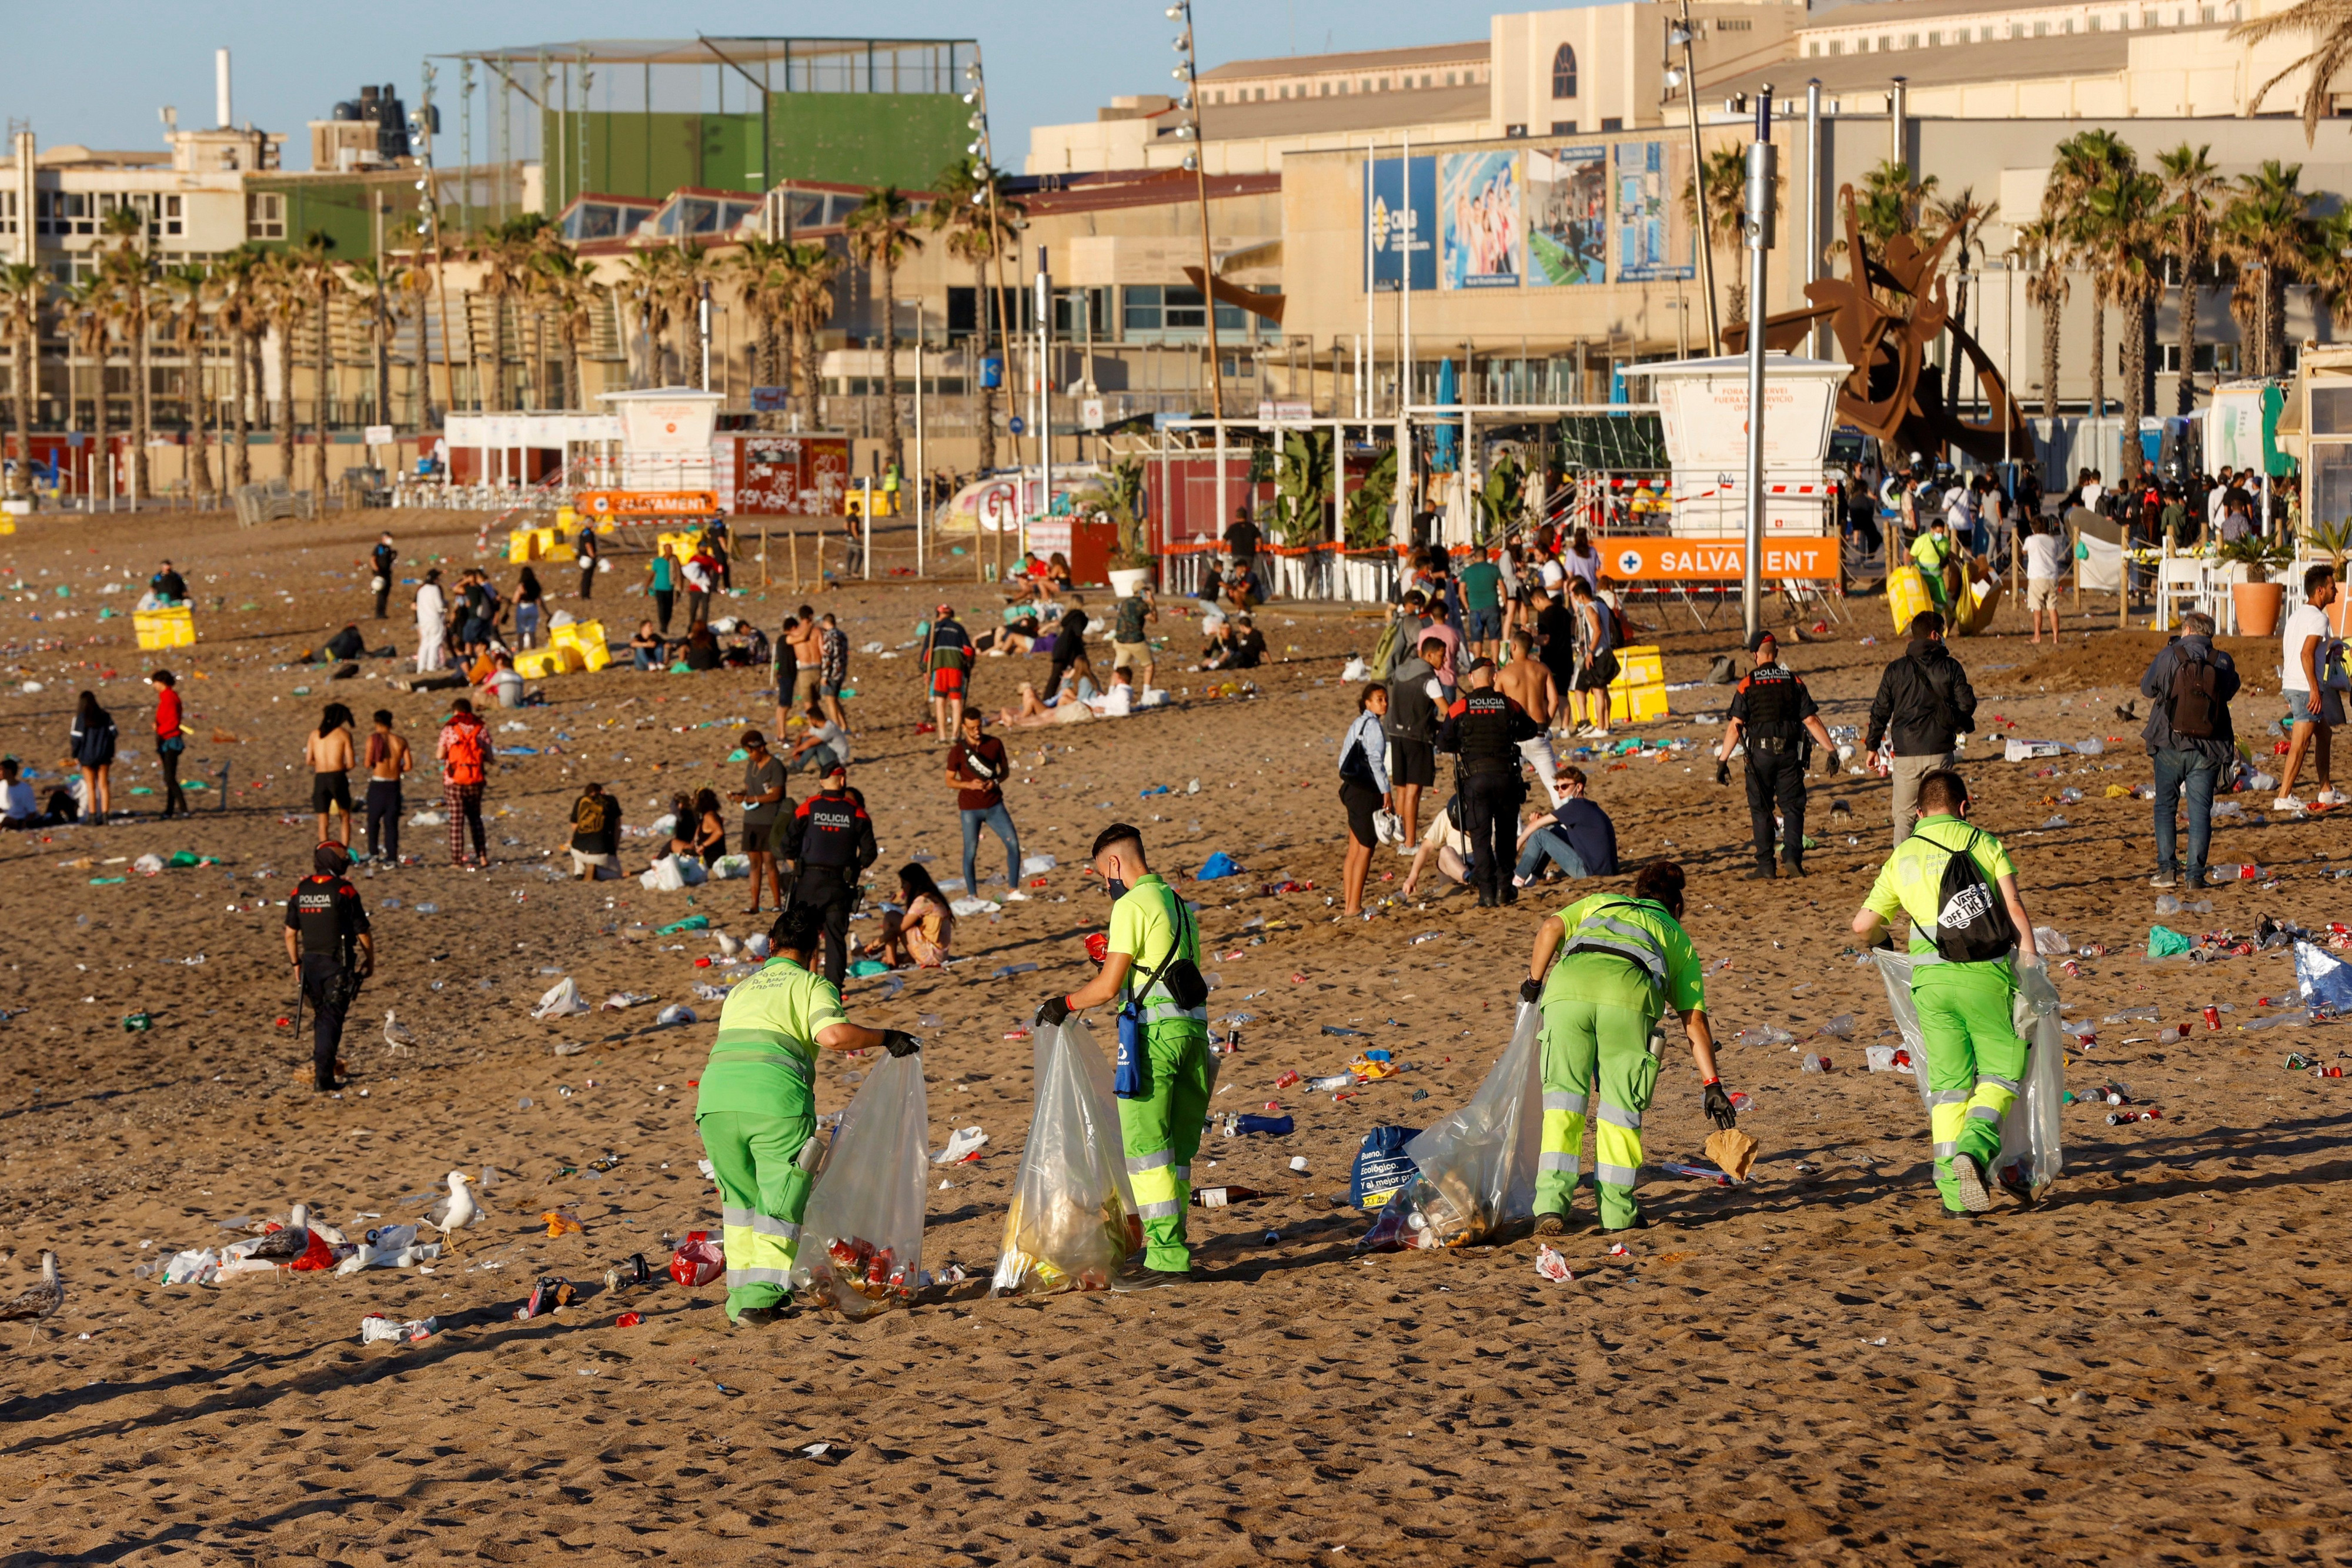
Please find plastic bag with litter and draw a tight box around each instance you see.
[1358,1002,1544,1251]
[532,977,589,1019]
[992,1017,1142,1296]
[2293,938,2352,1015]
[794,1051,930,1318]
[1868,950,2063,1195]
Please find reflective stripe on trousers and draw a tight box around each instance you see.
[1127,1148,1183,1221]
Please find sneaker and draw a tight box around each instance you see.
[2149,871,2177,888]
[1938,1205,1980,1222]
[2321,790,2349,808]
[1110,1266,1192,1292]
[1952,1153,1994,1214]
[2274,796,2306,813]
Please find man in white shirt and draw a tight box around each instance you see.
[0,757,39,827]
[2207,470,2232,534]
[1944,481,1978,556]
[2276,563,2343,811]
[2022,519,2068,644]
[1085,667,1136,718]
[2079,470,2106,516]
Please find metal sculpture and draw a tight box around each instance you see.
[1723,185,2029,467]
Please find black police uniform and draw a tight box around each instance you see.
[371,541,396,619]
[1435,689,1541,907]
[285,871,370,1089]
[781,785,879,985]
[1728,660,1822,874]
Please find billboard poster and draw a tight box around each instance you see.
[1613,140,1695,282]
[1364,154,1436,293]
[1441,151,1522,290]
[1525,146,1608,287]
[723,435,850,517]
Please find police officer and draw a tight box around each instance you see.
[1716,630,1838,880]
[780,760,877,987]
[281,841,375,1092]
[1435,658,1541,908]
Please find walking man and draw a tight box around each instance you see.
[576,526,600,602]
[304,703,356,848]
[947,709,1021,895]
[370,532,396,620]
[817,612,851,734]
[781,761,877,987]
[1382,630,1446,851]
[2022,517,2066,644]
[1495,626,1562,803]
[2276,563,2343,812]
[697,904,917,1325]
[283,841,375,1093]
[1717,630,1838,879]
[413,569,448,674]
[733,730,789,917]
[2139,611,2239,888]
[1109,584,1157,698]
[1849,768,2046,1216]
[1436,658,1541,908]
[923,604,974,740]
[1035,824,1212,1286]
[362,709,410,865]
[1521,860,1735,1233]
[1865,610,1977,845]
[436,697,490,868]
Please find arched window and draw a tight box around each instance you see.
[1551,44,1578,98]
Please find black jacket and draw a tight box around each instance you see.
[1865,638,1976,757]
[2139,634,2240,764]
[1382,654,1439,744]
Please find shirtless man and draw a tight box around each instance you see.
[362,709,413,864]
[304,702,358,847]
[786,603,824,714]
[1495,627,1564,803]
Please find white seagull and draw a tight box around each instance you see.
[382,1011,419,1055]
[1,1252,64,1346]
[423,1171,479,1242]
[248,1203,313,1263]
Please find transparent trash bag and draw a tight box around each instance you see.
[2294,938,2352,1016]
[1360,1002,1544,1251]
[793,1051,930,1319]
[1869,950,2064,1195]
[991,1017,1142,1295]
[640,855,687,893]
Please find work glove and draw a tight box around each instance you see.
[1820,745,1841,775]
[1034,994,1072,1029]
[1714,758,1730,787]
[1702,1079,1738,1131]
[881,1029,921,1059]
[1518,977,1543,1005]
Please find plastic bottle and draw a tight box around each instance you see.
[2106,1108,2162,1125]
[415,902,439,914]
[1801,1052,1828,1074]
[993,962,1039,978]
[1305,1074,1352,1092]
[2241,1011,2307,1032]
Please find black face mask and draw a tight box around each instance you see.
[1105,875,1129,900]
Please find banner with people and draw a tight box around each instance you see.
[1525,146,1608,287]
[1441,151,1522,291]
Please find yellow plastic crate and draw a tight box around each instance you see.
[1886,563,1934,635]
[1606,644,1668,725]
[654,527,706,561]
[134,606,196,650]
[552,619,611,672]
[506,524,577,564]
[512,647,570,679]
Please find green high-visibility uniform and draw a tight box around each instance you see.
[1535,894,1708,1230]
[1107,874,1212,1273]
[1864,815,2027,1213]
[1909,530,1953,609]
[695,955,844,1320]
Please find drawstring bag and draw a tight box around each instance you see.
[993,1018,1142,1295]
[794,1051,931,1318]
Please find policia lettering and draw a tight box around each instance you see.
[1716,630,1839,879]
[696,904,918,1325]
[1038,824,1212,1285]
[1850,768,2046,1216]
[282,841,375,1092]
[1521,861,1735,1233]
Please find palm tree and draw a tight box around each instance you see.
[256,252,305,483]
[469,217,543,412]
[731,236,797,419]
[2083,165,2166,439]
[1857,159,1939,251]
[2156,144,2223,413]
[2217,160,2316,381]
[846,186,926,473]
[779,241,843,426]
[0,264,45,502]
[2231,0,2352,143]
[2015,217,2069,421]
[212,245,266,488]
[98,208,154,502]
[159,264,216,501]
[928,156,1024,472]
[289,230,340,499]
[1927,188,1997,410]
[664,240,721,390]
[1683,147,1750,330]
[2047,131,2136,417]
[63,276,115,497]
[619,247,677,387]
[530,246,599,410]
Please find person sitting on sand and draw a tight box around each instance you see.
[662,788,727,867]
[1400,797,1475,900]
[630,620,666,671]
[482,654,524,710]
[865,862,957,968]
[680,623,723,673]
[1085,666,1136,718]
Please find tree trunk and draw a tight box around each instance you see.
[1946,268,1971,410]
[11,325,31,501]
[2176,262,2199,415]
[2121,301,2145,451]
[188,335,213,502]
[232,329,250,488]
[880,254,901,473]
[974,258,996,472]
[1725,275,1748,330]
[131,295,152,502]
[564,319,582,413]
[2040,280,2062,422]
[313,282,332,502]
[2266,272,2287,380]
[92,333,111,504]
[275,320,295,483]
[374,296,391,430]
[2087,293,2106,420]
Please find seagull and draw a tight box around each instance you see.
[248,1203,313,1263]
[715,931,741,959]
[423,1171,478,1245]
[2114,700,2138,724]
[0,1252,63,1346]
[382,1011,419,1055]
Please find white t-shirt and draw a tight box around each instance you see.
[2281,603,2331,693]
[1087,682,1135,718]
[2207,486,2229,529]
[2,778,35,820]
[2023,533,2067,581]
[1539,559,1567,594]
[2079,483,2105,513]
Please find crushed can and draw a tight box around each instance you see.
[603,1253,650,1290]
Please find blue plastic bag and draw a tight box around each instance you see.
[1351,1125,1423,1211]
[2294,938,2352,1017]
[1234,1114,1294,1136]
[1197,851,1242,881]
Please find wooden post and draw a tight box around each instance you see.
[790,529,800,591]
[760,524,769,587]
[2072,525,2080,614]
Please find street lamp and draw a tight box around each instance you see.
[963,55,1018,581]
[1673,1,1721,350]
[1166,0,1229,542]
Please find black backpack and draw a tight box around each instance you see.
[1932,828,2017,964]
[2168,648,2220,740]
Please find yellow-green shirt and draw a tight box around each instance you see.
[696,956,846,1114]
[1910,531,1952,574]
[1554,893,1707,1013]
[1865,815,2019,958]
[1108,873,1205,1025]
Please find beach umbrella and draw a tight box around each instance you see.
[1432,357,1459,473]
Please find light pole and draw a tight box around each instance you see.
[961,54,1018,582]
[1740,86,1776,644]
[1671,0,1720,352]
[1167,0,1228,548]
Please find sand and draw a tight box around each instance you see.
[2,508,2350,1564]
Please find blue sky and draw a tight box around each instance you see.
[0,0,1494,170]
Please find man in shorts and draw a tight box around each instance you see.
[1382,631,1447,850]
[2022,517,2067,643]
[1110,584,1157,695]
[817,612,850,733]
[1457,549,1505,661]
[304,703,357,848]
[922,604,973,740]
[787,605,824,712]
[1495,626,1563,803]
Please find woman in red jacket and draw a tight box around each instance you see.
[149,669,188,819]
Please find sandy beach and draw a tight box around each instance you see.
[2,507,2350,1565]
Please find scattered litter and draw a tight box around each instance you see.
[532,978,590,1019]
[359,1314,438,1345]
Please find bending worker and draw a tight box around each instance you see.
[1715,628,1839,880]
[282,841,375,1094]
[698,904,918,1326]
[1521,860,1736,1233]
[1037,823,1211,1288]
[1847,767,2045,1217]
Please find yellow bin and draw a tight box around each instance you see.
[654,526,706,561]
[1605,644,1668,725]
[512,647,569,679]
[552,619,611,672]
[1886,563,1935,635]
[134,606,196,650]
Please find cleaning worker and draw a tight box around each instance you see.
[1715,628,1839,880]
[1909,513,1956,610]
[1519,860,1736,1233]
[697,904,918,1326]
[1035,823,1212,1287]
[1847,767,2045,1216]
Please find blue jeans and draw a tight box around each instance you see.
[2151,747,2220,884]
[516,602,540,648]
[961,802,1021,893]
[1514,825,1591,884]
